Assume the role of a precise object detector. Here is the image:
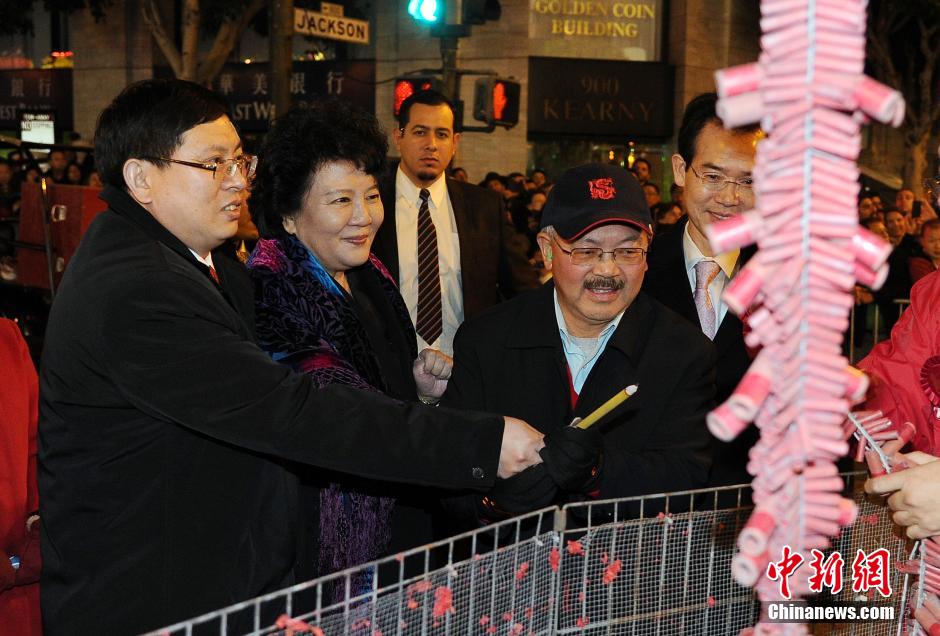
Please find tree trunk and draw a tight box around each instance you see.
[905,131,931,195]
[179,0,201,81]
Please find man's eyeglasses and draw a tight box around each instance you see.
[552,237,647,265]
[146,155,258,181]
[690,165,753,192]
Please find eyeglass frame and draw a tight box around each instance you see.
[143,155,258,181]
[551,236,647,265]
[689,165,754,192]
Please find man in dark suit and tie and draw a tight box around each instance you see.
[642,93,761,488]
[373,90,537,357]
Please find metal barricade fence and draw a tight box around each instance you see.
[149,473,910,636]
[847,299,910,364]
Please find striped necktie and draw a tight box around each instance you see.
[415,188,442,345]
[694,259,721,340]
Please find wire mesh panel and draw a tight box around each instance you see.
[149,474,911,636]
[557,485,759,635]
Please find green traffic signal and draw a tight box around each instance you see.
[408,0,442,23]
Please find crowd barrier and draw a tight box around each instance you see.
[149,472,910,636]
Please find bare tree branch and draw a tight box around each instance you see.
[197,0,266,84]
[140,0,182,78]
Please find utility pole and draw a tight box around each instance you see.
[270,0,294,119]
[439,34,459,101]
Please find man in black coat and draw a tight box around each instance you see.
[441,164,716,523]
[37,79,545,635]
[642,93,761,489]
[372,90,537,357]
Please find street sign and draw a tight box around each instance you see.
[294,7,370,45]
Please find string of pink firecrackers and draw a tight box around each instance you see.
[707,0,904,634]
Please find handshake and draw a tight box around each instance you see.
[483,424,603,518]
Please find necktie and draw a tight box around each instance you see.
[208,264,221,285]
[415,189,442,345]
[694,260,722,340]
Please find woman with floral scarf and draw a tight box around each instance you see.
[248,100,451,595]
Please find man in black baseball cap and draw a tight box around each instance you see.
[438,163,717,525]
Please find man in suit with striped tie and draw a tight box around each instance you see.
[642,93,761,490]
[374,90,537,358]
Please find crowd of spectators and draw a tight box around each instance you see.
[0,146,101,219]
[853,185,939,341]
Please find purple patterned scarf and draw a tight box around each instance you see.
[247,234,416,591]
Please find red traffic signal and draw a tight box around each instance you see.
[393,76,444,116]
[473,77,520,128]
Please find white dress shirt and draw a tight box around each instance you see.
[394,166,463,356]
[682,223,740,332]
[189,249,216,270]
[554,289,625,394]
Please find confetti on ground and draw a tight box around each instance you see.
[708,596,716,607]
[503,612,514,622]
[479,615,490,626]
[515,562,530,581]
[275,614,324,636]
[603,560,622,585]
[600,552,609,565]
[567,540,584,555]
[509,624,525,635]
[351,618,371,630]
[432,586,454,618]
[549,547,561,572]
[525,607,533,619]
[406,580,433,610]
[576,616,589,628]
[395,553,404,562]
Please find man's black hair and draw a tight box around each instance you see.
[643,182,660,194]
[920,218,940,236]
[94,78,229,189]
[397,89,455,131]
[676,92,760,167]
[252,98,388,239]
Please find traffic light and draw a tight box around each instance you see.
[393,75,444,116]
[462,0,501,24]
[473,77,520,128]
[408,0,443,23]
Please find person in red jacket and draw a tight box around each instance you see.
[857,270,940,455]
[0,318,41,634]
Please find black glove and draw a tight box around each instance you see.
[540,426,603,493]
[477,463,558,519]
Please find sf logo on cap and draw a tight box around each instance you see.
[588,178,616,200]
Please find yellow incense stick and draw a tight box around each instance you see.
[571,384,638,430]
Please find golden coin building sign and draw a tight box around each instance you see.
[529,0,662,61]
[294,7,370,45]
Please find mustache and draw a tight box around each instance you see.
[583,276,625,291]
